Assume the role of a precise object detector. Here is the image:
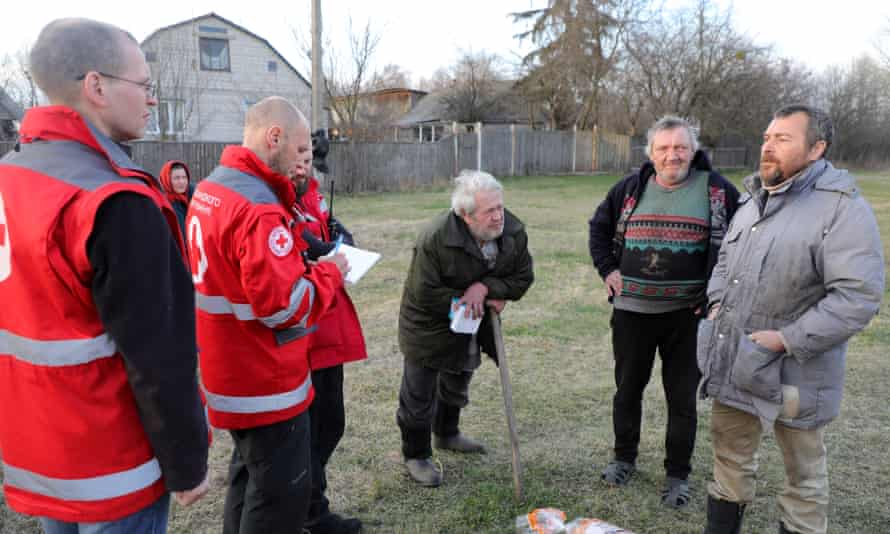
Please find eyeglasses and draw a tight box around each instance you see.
[76,71,157,97]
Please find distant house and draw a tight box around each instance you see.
[394,80,547,141]
[0,88,24,141]
[141,12,311,141]
[327,87,427,140]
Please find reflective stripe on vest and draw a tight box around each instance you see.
[203,373,312,414]
[0,329,117,366]
[195,278,315,328]
[2,458,161,502]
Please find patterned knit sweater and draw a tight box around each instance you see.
[614,171,710,314]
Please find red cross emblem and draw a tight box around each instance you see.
[268,226,293,257]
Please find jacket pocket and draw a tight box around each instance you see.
[731,334,783,403]
[696,319,715,374]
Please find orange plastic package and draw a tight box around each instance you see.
[515,508,567,534]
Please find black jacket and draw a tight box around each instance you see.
[588,150,740,285]
[398,209,534,372]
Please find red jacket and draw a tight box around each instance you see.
[190,148,343,430]
[294,177,367,370]
[0,107,181,522]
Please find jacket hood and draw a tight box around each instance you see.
[159,160,191,205]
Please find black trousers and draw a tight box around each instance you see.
[610,307,700,479]
[223,412,312,534]
[396,358,474,459]
[307,364,346,522]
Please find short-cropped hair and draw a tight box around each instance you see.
[645,115,700,158]
[773,104,833,157]
[29,18,136,101]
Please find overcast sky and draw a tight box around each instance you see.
[3,0,889,83]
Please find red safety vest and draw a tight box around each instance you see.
[0,106,182,522]
[189,147,342,430]
[293,177,367,370]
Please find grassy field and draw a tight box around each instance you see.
[3,171,890,533]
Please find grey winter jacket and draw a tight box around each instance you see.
[698,159,884,429]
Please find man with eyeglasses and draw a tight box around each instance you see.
[0,18,209,534]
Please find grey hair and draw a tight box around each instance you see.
[644,115,700,157]
[29,18,137,102]
[451,170,503,216]
[773,104,833,157]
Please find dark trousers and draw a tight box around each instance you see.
[307,364,346,522]
[223,412,312,534]
[396,358,473,459]
[610,307,700,479]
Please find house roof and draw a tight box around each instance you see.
[0,88,24,121]
[141,12,310,87]
[396,80,543,127]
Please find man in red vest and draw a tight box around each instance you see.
[0,18,209,533]
[290,131,366,534]
[188,97,348,534]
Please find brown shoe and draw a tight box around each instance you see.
[434,433,486,453]
[404,458,442,487]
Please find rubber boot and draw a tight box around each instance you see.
[404,457,442,487]
[399,422,441,487]
[433,402,485,453]
[703,495,745,534]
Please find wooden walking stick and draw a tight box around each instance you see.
[489,307,524,501]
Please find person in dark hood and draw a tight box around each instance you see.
[159,159,194,238]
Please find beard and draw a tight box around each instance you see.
[295,177,309,196]
[470,222,504,242]
[759,159,784,187]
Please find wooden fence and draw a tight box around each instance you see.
[0,126,634,192]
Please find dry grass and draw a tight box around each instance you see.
[3,172,890,533]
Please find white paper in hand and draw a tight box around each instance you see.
[450,304,482,334]
[336,243,381,284]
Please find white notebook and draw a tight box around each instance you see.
[449,304,482,334]
[336,243,381,284]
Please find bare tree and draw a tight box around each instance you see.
[368,64,412,90]
[439,50,508,123]
[417,67,453,92]
[142,34,210,140]
[306,18,382,139]
[618,0,816,146]
[820,55,890,165]
[0,45,39,110]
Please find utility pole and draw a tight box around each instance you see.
[311,0,324,132]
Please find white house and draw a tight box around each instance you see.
[141,13,311,142]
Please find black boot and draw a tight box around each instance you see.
[703,495,745,534]
[433,402,486,453]
[778,521,795,534]
[306,513,363,534]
